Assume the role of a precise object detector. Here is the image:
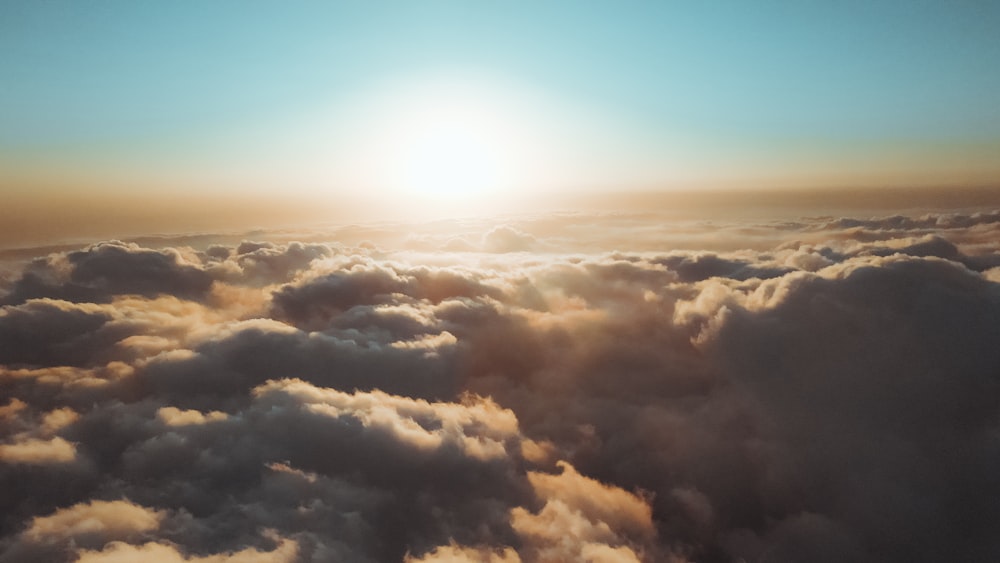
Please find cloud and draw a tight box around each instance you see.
[0,437,77,464]
[2,242,215,306]
[22,500,162,543]
[213,241,332,287]
[509,462,658,562]
[406,543,520,563]
[0,300,114,367]
[156,406,228,426]
[74,537,298,563]
[2,208,1000,561]
[482,226,538,253]
[694,256,1000,560]
[653,253,790,282]
[0,500,163,563]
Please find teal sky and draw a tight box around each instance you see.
[3,0,1000,200]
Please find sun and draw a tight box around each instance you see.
[331,75,574,215]
[393,117,507,200]
[352,78,541,207]
[385,98,519,202]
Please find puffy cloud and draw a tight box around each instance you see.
[0,500,165,563]
[22,500,163,543]
[0,436,77,464]
[74,537,298,563]
[482,226,538,253]
[1,208,1000,562]
[211,241,332,286]
[270,257,502,332]
[522,462,654,540]
[252,378,521,462]
[2,242,214,306]
[695,256,1000,561]
[0,300,113,367]
[510,462,658,562]
[653,253,790,282]
[65,242,213,300]
[406,543,520,562]
[156,407,228,426]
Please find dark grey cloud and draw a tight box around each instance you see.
[2,209,1000,562]
[653,253,791,282]
[0,300,116,367]
[139,321,460,409]
[698,257,1000,561]
[66,242,214,301]
[2,242,213,306]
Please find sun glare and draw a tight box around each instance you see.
[349,77,547,209]
[390,105,512,200]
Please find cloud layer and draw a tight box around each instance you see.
[2,209,1000,562]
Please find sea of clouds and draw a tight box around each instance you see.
[1,208,1000,562]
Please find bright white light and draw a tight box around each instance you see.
[300,73,635,217]
[343,77,551,209]
[389,102,513,200]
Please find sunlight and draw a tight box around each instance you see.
[350,76,546,209]
[388,102,512,200]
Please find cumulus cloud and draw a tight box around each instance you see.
[75,536,298,563]
[1,242,214,306]
[1,208,1000,561]
[482,225,538,253]
[0,436,77,464]
[406,543,520,563]
[508,462,658,562]
[0,500,164,562]
[22,500,162,543]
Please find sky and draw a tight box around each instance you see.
[3,0,1000,218]
[4,3,1000,562]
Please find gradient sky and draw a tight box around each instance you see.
[3,0,1000,204]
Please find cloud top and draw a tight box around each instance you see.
[2,209,1000,561]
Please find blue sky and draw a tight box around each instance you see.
[2,0,1000,197]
